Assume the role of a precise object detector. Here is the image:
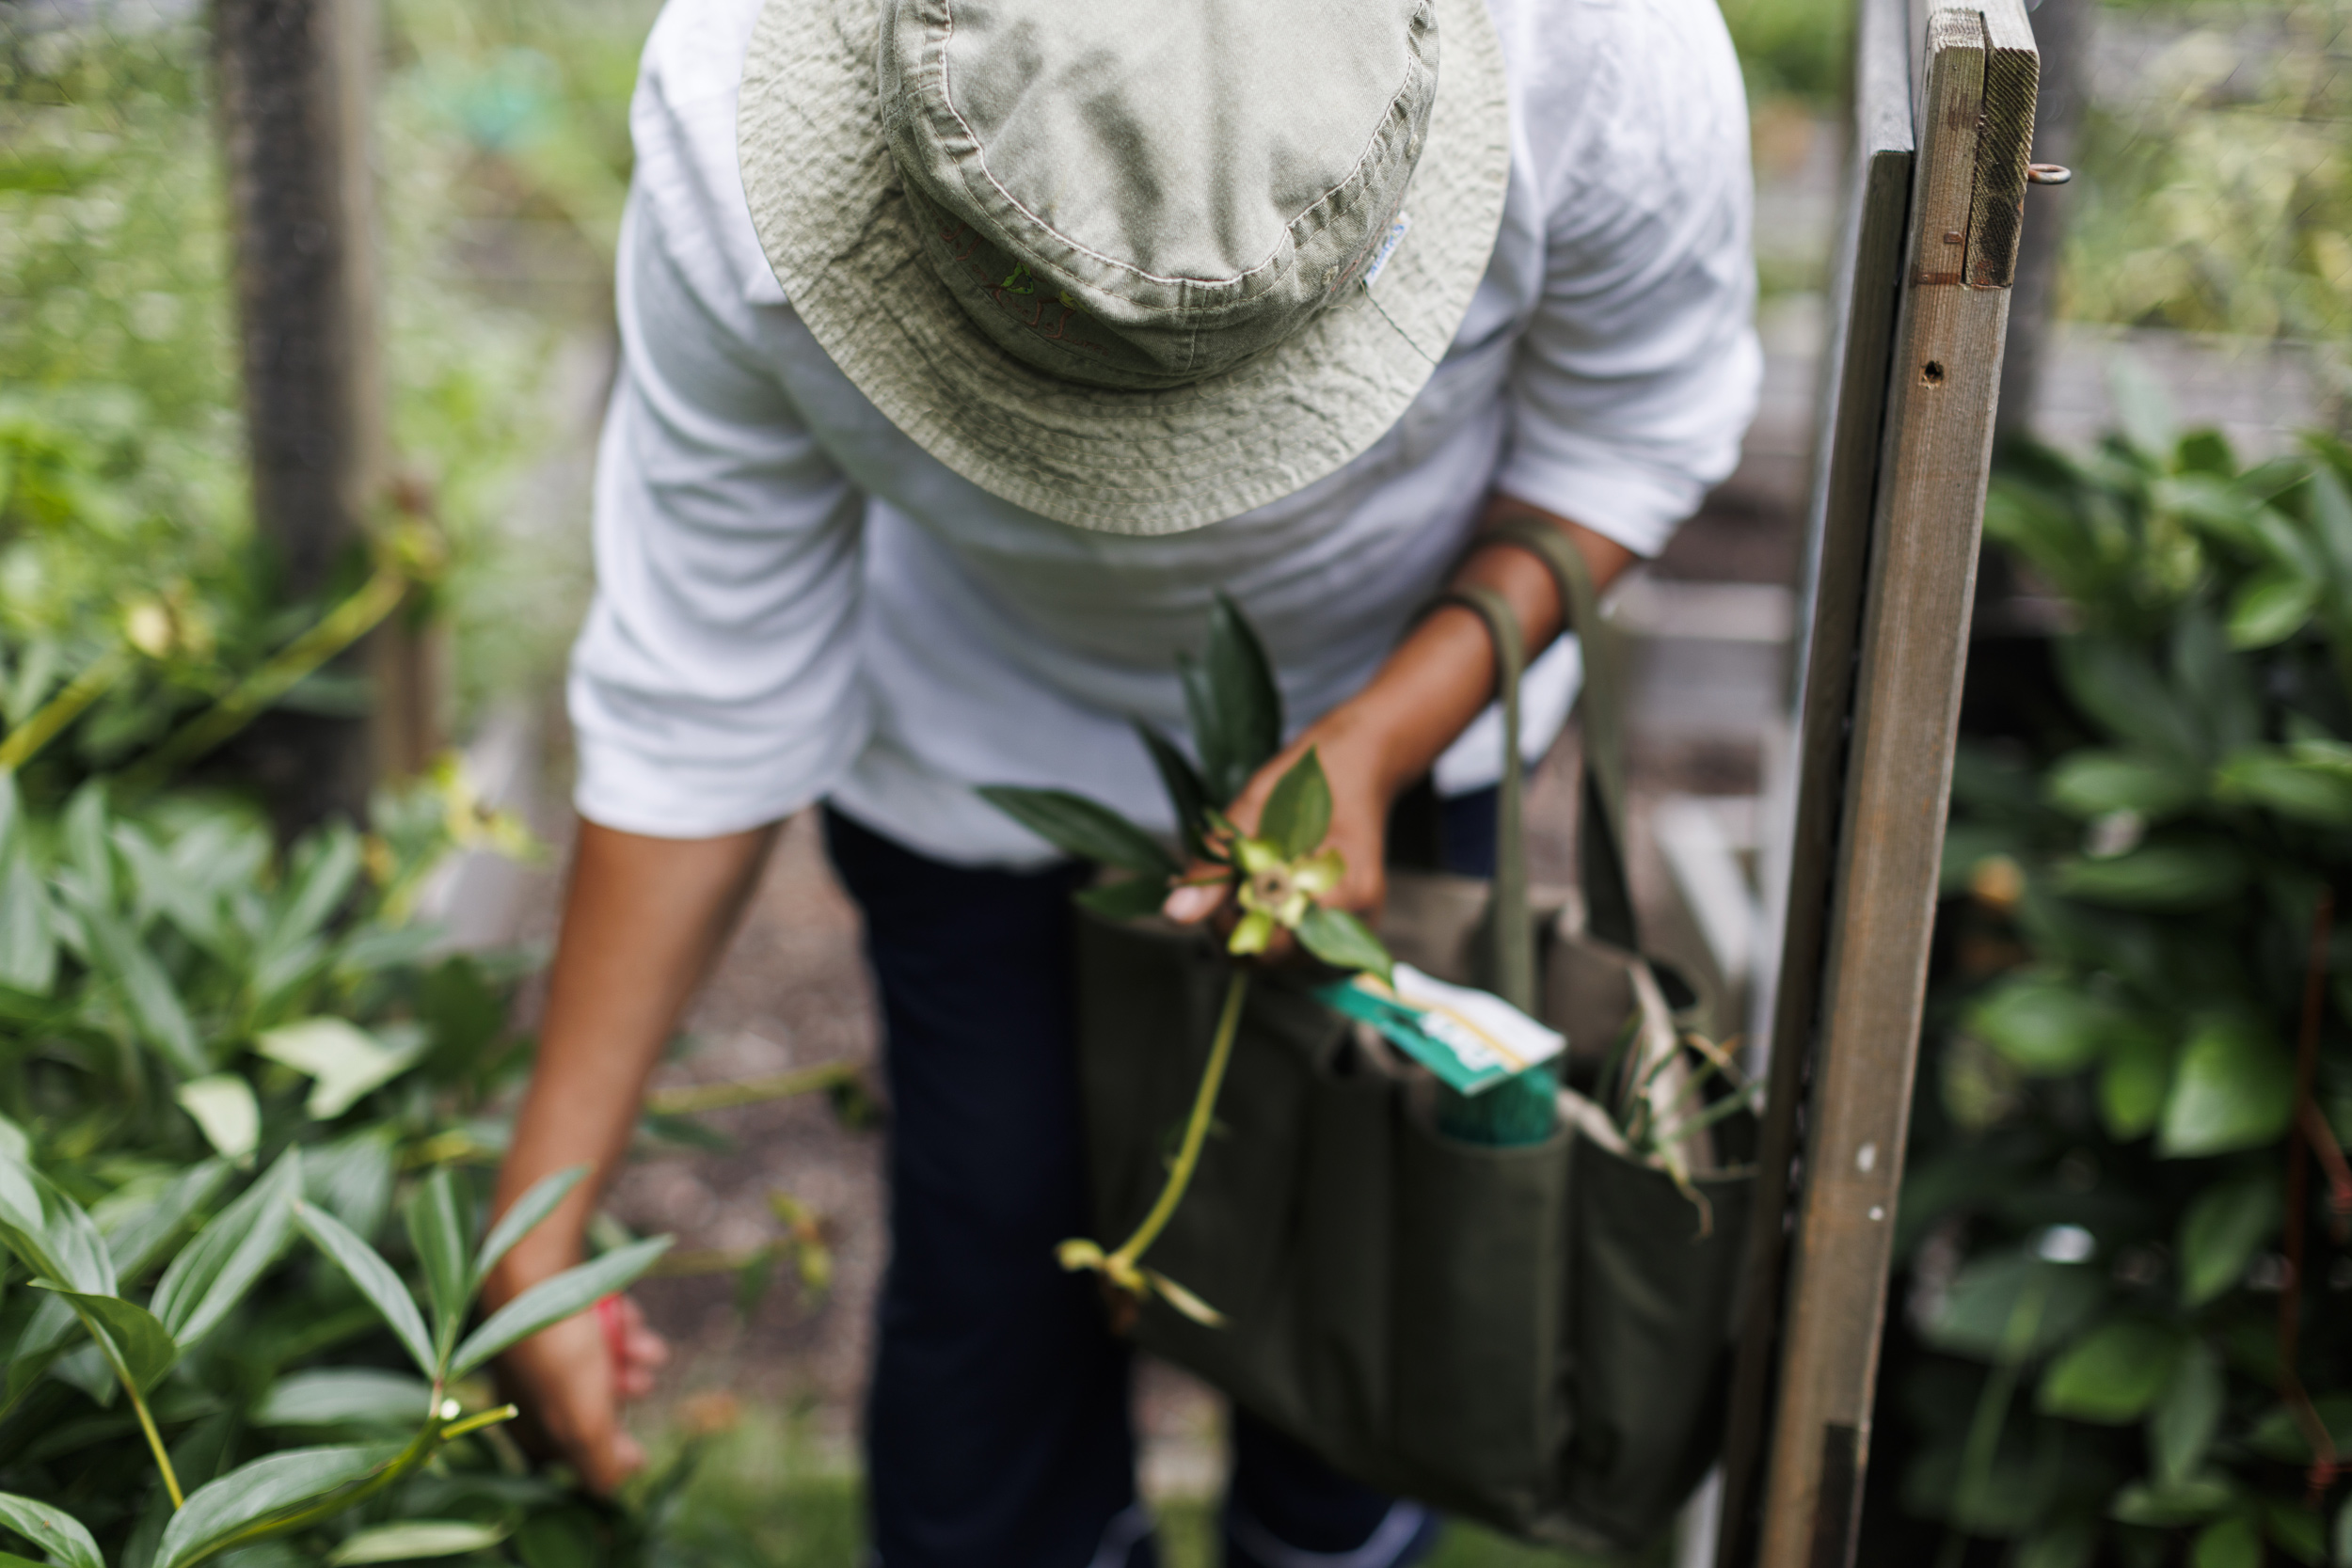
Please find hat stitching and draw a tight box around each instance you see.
[927,0,1432,298]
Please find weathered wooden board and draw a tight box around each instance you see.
[1715,0,2038,1562]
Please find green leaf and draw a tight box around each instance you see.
[43,1288,179,1392]
[2246,1396,2352,1464]
[0,851,57,996]
[75,900,203,1076]
[2110,1477,2233,1528]
[254,1020,426,1121]
[2192,1515,2261,1568]
[2149,1340,2223,1485]
[1181,593,1283,804]
[2037,1317,2184,1423]
[974,788,1177,879]
[1073,876,1176,922]
[2213,747,2352,826]
[327,1522,508,1565]
[153,1444,397,1568]
[293,1202,437,1380]
[152,1149,304,1349]
[1295,906,1391,983]
[404,1169,472,1362]
[174,1075,260,1166]
[2045,751,2204,819]
[1257,749,1331,860]
[2054,843,2248,910]
[2175,1173,2279,1306]
[1133,723,1211,859]
[0,1152,116,1294]
[100,1157,231,1280]
[0,1492,103,1568]
[474,1165,589,1284]
[250,1369,435,1429]
[1923,1253,2106,1364]
[269,827,362,952]
[2098,1028,2173,1139]
[2265,1502,2327,1566]
[447,1235,672,1382]
[2336,1495,2352,1568]
[2159,1018,2295,1159]
[2226,567,2318,648]
[1965,977,2126,1076]
[2058,638,2203,764]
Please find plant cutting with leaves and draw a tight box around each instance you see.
[1888,388,2352,1568]
[979,595,1395,1323]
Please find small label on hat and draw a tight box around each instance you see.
[1359,212,1410,292]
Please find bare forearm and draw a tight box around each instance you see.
[1321,493,1636,799]
[485,818,778,1302]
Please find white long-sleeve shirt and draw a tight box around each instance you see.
[568,0,1760,865]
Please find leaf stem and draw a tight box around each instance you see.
[124,564,407,793]
[643,1060,857,1117]
[1106,969,1248,1275]
[127,1379,185,1510]
[0,648,129,770]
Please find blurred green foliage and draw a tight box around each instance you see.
[2064,3,2352,342]
[1720,0,1855,106]
[1899,383,2352,1564]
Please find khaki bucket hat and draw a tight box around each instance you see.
[737,0,1512,535]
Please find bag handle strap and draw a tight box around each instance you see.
[1468,514,1643,955]
[1429,584,1535,1013]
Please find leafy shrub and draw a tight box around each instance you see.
[1898,388,2352,1565]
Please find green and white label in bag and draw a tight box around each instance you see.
[1315,963,1565,1096]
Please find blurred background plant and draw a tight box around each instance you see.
[1875,389,2352,1566]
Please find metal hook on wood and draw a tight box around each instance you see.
[2026,163,2073,185]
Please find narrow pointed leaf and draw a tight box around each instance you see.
[255,1019,426,1121]
[154,1444,397,1568]
[404,1168,472,1360]
[1296,906,1392,983]
[270,828,362,951]
[0,1152,115,1294]
[1205,593,1282,783]
[328,1521,509,1564]
[44,1288,179,1392]
[75,900,204,1076]
[294,1202,436,1380]
[1258,749,1331,860]
[473,1164,590,1282]
[0,853,56,996]
[975,788,1177,878]
[100,1157,231,1279]
[448,1236,673,1381]
[0,1494,100,1568]
[1074,876,1176,922]
[252,1369,436,1429]
[1133,723,1212,858]
[153,1149,304,1348]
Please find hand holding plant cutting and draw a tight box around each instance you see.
[981,595,1395,1323]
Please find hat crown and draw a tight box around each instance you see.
[880,0,1438,388]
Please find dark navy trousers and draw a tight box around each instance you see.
[824,803,1478,1568]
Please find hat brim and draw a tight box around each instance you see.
[737,0,1511,536]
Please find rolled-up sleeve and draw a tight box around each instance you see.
[1494,4,1762,558]
[567,11,867,838]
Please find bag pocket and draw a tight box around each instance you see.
[1561,1133,1754,1548]
[1384,1108,1571,1528]
[1289,1036,1401,1461]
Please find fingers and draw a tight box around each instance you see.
[1162,878,1227,925]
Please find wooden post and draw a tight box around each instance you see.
[1713,0,2039,1561]
[1994,0,2089,445]
[215,0,431,830]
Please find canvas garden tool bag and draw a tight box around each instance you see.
[1073,517,1756,1551]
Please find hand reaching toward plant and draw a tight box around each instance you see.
[493,1292,670,1495]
